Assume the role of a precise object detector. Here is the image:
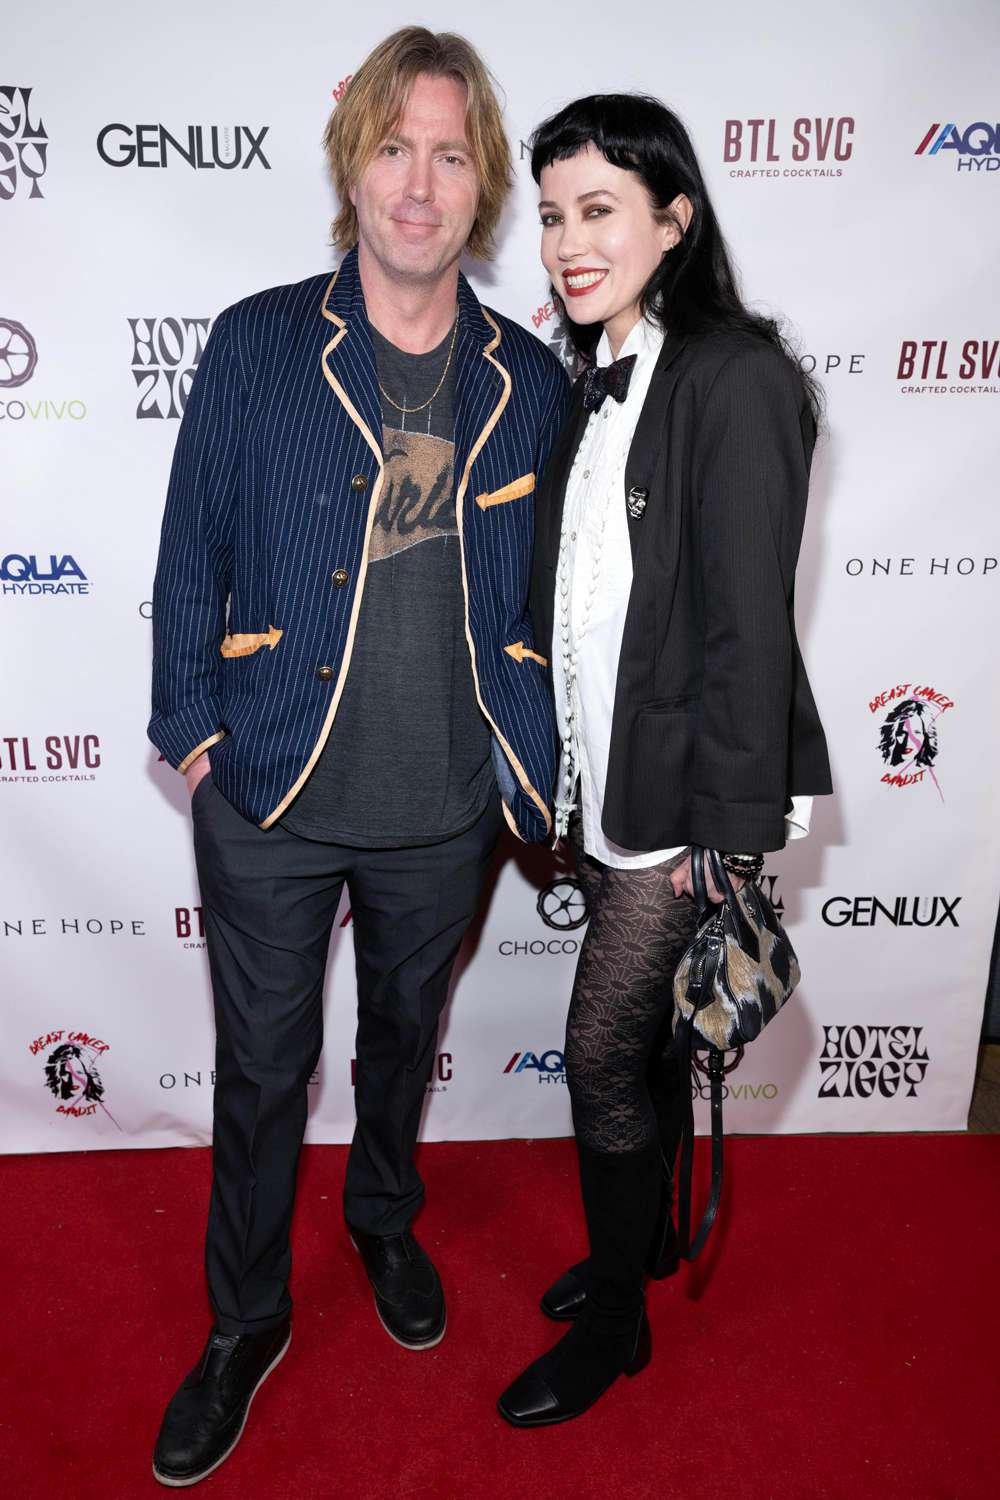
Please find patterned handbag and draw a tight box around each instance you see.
[672,846,801,1259]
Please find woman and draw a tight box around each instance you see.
[497,94,832,1427]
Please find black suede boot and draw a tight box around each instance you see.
[540,1037,687,1320]
[499,1140,660,1427]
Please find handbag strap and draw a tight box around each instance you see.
[677,1024,726,1261]
[677,852,727,1260]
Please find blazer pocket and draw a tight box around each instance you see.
[219,625,283,659]
[475,472,535,510]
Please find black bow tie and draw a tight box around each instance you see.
[582,354,637,413]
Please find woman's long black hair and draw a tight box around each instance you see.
[530,93,821,421]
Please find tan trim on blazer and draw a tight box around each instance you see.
[219,625,283,658]
[504,640,547,667]
[453,312,552,841]
[475,472,535,510]
[259,269,385,830]
[178,731,226,774]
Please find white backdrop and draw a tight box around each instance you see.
[4,0,998,1152]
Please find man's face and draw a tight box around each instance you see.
[351,72,480,285]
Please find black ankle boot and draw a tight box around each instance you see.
[498,1304,650,1426]
[542,1040,687,1321]
[504,1139,661,1425]
[540,1151,679,1321]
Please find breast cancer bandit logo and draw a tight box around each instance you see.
[29,1029,122,1127]
[870,682,952,799]
[529,299,586,381]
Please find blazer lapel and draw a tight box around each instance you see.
[623,334,688,565]
[536,373,589,570]
[453,272,510,508]
[319,247,383,465]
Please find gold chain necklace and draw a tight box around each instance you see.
[377,316,459,414]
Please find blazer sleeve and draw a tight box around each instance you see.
[147,308,242,772]
[689,343,813,853]
[533,356,571,482]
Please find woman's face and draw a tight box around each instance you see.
[539,142,682,355]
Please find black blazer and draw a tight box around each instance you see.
[530,330,833,854]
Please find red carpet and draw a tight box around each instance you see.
[1,1134,997,1499]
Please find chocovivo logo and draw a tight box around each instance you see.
[691,1046,779,1103]
[869,682,952,797]
[0,732,101,784]
[723,116,854,178]
[97,124,270,170]
[896,339,999,395]
[0,86,48,200]
[29,1029,122,1127]
[0,319,87,422]
[819,1025,929,1100]
[130,317,211,420]
[915,122,1000,173]
[496,873,589,959]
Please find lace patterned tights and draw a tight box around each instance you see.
[565,814,699,1154]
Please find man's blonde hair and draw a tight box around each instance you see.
[324,27,513,261]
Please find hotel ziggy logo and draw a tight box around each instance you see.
[915,122,1000,172]
[130,317,211,419]
[0,86,48,200]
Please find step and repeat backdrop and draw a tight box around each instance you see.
[4,1,998,1152]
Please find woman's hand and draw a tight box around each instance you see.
[668,852,745,902]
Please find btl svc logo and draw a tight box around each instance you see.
[915,122,1000,173]
[869,682,953,799]
[724,116,854,178]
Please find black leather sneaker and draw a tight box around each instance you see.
[350,1228,446,1349]
[152,1319,290,1487]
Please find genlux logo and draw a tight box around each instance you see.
[97,124,270,170]
[915,122,1000,172]
[821,896,960,928]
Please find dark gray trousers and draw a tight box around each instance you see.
[191,775,501,1335]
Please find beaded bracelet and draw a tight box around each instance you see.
[720,852,765,880]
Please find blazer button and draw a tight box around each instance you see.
[351,474,368,493]
[316,665,334,682]
[331,569,349,588]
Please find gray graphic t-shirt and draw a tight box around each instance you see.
[281,321,493,845]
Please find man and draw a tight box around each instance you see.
[148,27,568,1486]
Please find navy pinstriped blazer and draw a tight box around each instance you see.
[148,248,569,841]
